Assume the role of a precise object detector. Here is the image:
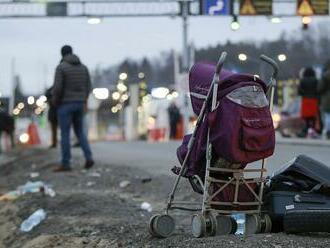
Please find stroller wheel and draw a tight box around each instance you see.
[151,214,175,238]
[148,214,160,237]
[230,217,238,234]
[191,214,206,238]
[215,215,234,235]
[261,214,272,233]
[205,212,217,236]
[245,214,262,235]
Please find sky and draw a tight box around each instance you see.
[0,14,329,96]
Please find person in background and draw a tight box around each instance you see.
[167,102,181,140]
[298,67,320,138]
[52,45,94,172]
[318,61,330,139]
[0,110,15,153]
[45,86,58,148]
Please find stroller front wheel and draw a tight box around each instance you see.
[215,215,236,235]
[245,214,262,235]
[149,214,175,238]
[191,214,207,238]
[205,212,217,236]
[261,214,272,233]
[148,214,160,237]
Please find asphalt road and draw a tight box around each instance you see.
[3,147,330,247]
[92,139,330,177]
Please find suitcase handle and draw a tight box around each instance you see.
[294,194,326,204]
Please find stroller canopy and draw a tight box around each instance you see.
[189,62,268,115]
[175,62,275,178]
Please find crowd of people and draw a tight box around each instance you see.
[298,61,330,138]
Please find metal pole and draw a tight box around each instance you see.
[43,63,48,92]
[181,0,190,135]
[202,73,220,214]
[9,57,15,114]
[181,0,189,72]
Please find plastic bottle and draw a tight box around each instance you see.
[20,209,46,232]
[17,181,44,195]
[44,186,56,197]
[232,213,245,235]
[140,202,153,212]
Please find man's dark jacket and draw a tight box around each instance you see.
[52,54,91,106]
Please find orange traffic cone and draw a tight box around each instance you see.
[27,122,41,145]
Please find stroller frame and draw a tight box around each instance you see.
[149,52,279,238]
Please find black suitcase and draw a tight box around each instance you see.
[264,191,330,217]
[270,155,330,192]
[264,191,330,232]
[264,155,330,232]
[284,210,330,233]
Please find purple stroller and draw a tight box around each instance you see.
[149,52,279,238]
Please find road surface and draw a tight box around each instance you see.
[1,140,330,247]
[92,139,330,176]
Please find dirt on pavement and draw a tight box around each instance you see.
[0,147,330,248]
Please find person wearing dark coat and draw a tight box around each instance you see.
[0,110,15,153]
[168,102,181,139]
[298,67,320,137]
[52,45,94,172]
[45,86,58,148]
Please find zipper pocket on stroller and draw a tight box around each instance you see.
[240,118,275,152]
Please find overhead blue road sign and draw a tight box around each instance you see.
[202,0,231,15]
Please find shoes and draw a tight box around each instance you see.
[307,128,319,139]
[53,166,72,172]
[85,160,95,169]
[49,144,57,149]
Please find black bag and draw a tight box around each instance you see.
[264,155,330,232]
[284,210,330,233]
[268,155,330,195]
[264,191,330,220]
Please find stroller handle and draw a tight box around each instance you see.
[260,54,279,79]
[215,52,227,74]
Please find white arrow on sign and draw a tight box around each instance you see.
[208,0,225,15]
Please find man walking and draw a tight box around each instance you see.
[52,45,94,172]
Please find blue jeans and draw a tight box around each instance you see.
[58,102,93,167]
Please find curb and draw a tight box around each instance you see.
[276,138,330,147]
